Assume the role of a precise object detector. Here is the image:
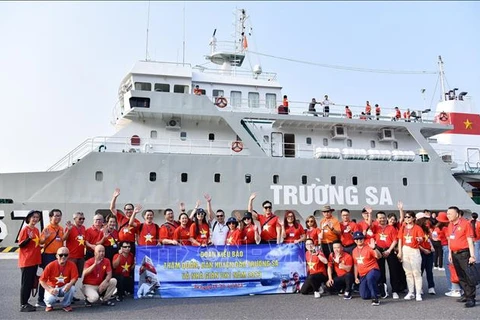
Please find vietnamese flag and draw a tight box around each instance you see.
[435,112,480,135]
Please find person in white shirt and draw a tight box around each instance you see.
[205,194,228,245]
[322,95,335,117]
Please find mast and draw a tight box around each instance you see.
[438,55,446,102]
[145,1,151,61]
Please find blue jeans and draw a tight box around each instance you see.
[359,269,381,299]
[421,251,435,289]
[443,245,461,291]
[44,286,76,307]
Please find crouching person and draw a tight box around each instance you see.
[39,247,78,312]
[82,245,117,307]
[112,241,134,301]
[301,238,328,298]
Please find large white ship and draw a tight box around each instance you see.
[1,8,479,248]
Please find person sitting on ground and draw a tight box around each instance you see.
[39,247,78,312]
[82,245,117,307]
[301,238,329,298]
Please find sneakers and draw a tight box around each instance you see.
[20,304,36,312]
[84,299,92,307]
[404,292,415,300]
[45,306,53,312]
[62,306,73,312]
[445,290,462,297]
[372,299,380,306]
[392,292,399,299]
[343,292,352,300]
[314,291,321,299]
[35,301,46,308]
[101,300,115,306]
[433,266,438,270]
[438,267,445,271]
[416,294,423,301]
[428,287,436,295]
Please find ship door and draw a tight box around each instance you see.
[271,132,283,157]
[284,133,295,158]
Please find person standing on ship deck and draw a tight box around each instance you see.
[345,106,352,119]
[319,205,341,258]
[322,95,334,117]
[110,188,140,256]
[249,193,281,244]
[308,98,320,116]
[205,193,228,246]
[365,101,372,118]
[375,104,381,120]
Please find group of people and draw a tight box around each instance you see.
[18,188,479,311]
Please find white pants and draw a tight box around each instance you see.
[402,246,422,294]
[82,278,117,303]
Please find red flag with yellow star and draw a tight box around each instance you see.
[436,112,480,135]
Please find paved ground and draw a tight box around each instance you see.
[0,256,477,320]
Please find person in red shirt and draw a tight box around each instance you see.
[237,211,260,245]
[64,212,87,276]
[39,247,78,312]
[345,106,352,119]
[397,211,425,301]
[131,209,161,246]
[447,206,476,308]
[18,210,42,312]
[249,193,281,244]
[226,217,242,246]
[416,212,436,295]
[375,104,381,120]
[189,208,210,246]
[174,213,192,245]
[373,211,405,300]
[471,212,480,266]
[365,101,372,116]
[85,214,106,260]
[305,215,320,246]
[357,206,376,241]
[326,241,354,299]
[102,214,120,264]
[282,211,306,244]
[352,231,382,306]
[404,108,411,122]
[339,209,358,254]
[110,188,141,255]
[300,238,328,298]
[112,241,134,301]
[193,85,202,95]
[82,245,117,307]
[159,208,180,245]
[319,205,341,258]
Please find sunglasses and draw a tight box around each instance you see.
[122,246,131,248]
[307,220,315,223]
[78,217,85,221]
[264,206,272,209]
[243,217,252,220]
[405,216,413,219]
[58,253,69,258]
[216,215,224,218]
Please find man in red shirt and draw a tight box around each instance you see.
[110,188,141,255]
[39,247,78,312]
[64,212,87,277]
[249,193,281,244]
[159,208,180,245]
[339,208,358,254]
[319,205,341,258]
[326,241,354,299]
[112,241,134,301]
[447,206,476,308]
[85,214,106,260]
[82,245,117,307]
[352,231,382,306]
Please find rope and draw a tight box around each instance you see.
[248,51,437,75]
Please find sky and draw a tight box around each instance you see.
[0,1,479,173]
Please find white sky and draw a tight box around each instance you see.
[0,1,479,173]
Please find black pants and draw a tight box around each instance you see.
[330,272,354,293]
[377,248,407,293]
[301,273,328,294]
[452,250,476,302]
[321,243,334,260]
[38,253,56,303]
[432,240,443,268]
[113,274,134,297]
[21,265,38,306]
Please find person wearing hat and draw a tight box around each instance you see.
[18,210,42,312]
[357,206,376,242]
[189,208,210,246]
[319,205,341,258]
[352,231,382,306]
[237,212,260,245]
[225,217,242,246]
[446,206,476,308]
[248,193,281,244]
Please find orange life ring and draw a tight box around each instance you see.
[231,141,243,153]
[215,97,228,108]
[439,111,449,122]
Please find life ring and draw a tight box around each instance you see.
[215,97,228,108]
[438,111,449,122]
[231,141,243,153]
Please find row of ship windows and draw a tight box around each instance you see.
[93,172,409,186]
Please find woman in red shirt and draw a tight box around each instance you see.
[174,213,192,245]
[226,217,242,246]
[305,215,320,246]
[397,211,425,301]
[103,214,120,264]
[282,211,305,244]
[300,238,328,298]
[416,213,436,295]
[240,212,260,245]
[18,210,42,312]
[189,208,210,246]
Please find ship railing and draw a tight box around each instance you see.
[194,66,277,81]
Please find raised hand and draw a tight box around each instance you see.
[113,188,121,198]
[368,238,376,249]
[204,194,212,202]
[179,202,185,212]
[249,193,257,201]
[397,201,404,210]
[134,204,143,214]
[364,206,373,215]
[65,220,73,230]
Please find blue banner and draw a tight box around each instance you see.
[134,244,307,298]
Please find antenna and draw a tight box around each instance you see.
[182,2,186,65]
[438,55,446,102]
[145,1,151,61]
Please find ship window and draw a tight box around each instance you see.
[245,174,252,184]
[352,176,358,186]
[0,198,13,204]
[230,91,242,108]
[302,175,307,185]
[331,176,336,185]
[154,83,170,92]
[130,97,150,108]
[346,139,353,147]
[95,171,103,181]
[213,89,224,98]
[306,137,312,145]
[214,173,221,183]
[273,175,279,184]
[393,141,398,149]
[403,178,408,186]
[323,138,328,146]
[134,82,151,91]
[370,140,376,148]
[174,84,189,93]
[181,173,188,183]
[266,93,276,109]
[209,133,215,141]
[180,132,187,141]
[149,172,157,182]
[150,130,157,139]
[248,92,260,108]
